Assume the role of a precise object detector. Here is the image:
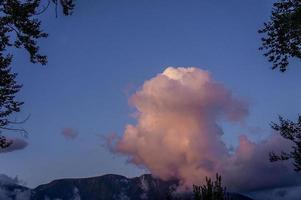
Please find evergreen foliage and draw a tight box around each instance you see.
[270,115,301,171]
[193,174,231,200]
[259,0,301,72]
[0,0,74,147]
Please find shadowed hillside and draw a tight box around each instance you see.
[0,174,254,200]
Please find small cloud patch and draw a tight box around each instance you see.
[61,128,78,140]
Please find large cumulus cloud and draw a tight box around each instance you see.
[110,67,301,192]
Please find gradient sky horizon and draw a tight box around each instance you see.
[1,0,301,191]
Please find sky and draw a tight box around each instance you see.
[1,0,301,198]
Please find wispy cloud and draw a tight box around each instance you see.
[0,138,28,153]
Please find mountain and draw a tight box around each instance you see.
[0,174,254,200]
[32,174,177,200]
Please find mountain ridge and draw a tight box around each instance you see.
[0,174,254,200]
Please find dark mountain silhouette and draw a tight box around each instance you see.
[0,174,254,200]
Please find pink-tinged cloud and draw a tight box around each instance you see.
[224,134,300,191]
[110,67,301,191]
[61,128,78,140]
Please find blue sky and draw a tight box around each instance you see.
[1,0,301,188]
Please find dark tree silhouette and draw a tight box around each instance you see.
[0,135,12,148]
[193,174,231,200]
[0,0,75,148]
[270,116,301,171]
[165,190,174,200]
[259,0,301,72]
[261,1,301,172]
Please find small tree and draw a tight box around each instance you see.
[193,184,202,200]
[270,115,301,171]
[165,190,174,200]
[193,174,231,200]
